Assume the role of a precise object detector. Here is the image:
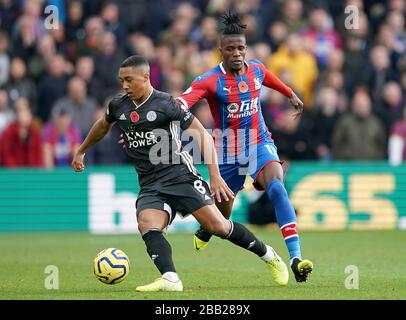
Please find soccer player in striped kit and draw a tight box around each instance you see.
[177,12,313,283]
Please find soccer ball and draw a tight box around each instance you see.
[93,248,130,284]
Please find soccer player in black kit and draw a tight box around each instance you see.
[72,55,289,292]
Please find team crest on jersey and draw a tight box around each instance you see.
[146,111,157,122]
[254,77,261,90]
[227,103,239,113]
[130,111,140,123]
[238,81,248,93]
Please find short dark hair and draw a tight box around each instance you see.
[120,55,149,68]
[219,11,247,36]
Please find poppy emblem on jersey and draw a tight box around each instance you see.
[238,81,248,93]
[146,111,157,122]
[130,111,140,123]
[227,103,239,114]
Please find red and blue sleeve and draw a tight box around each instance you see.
[176,79,208,110]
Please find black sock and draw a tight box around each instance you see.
[195,225,213,242]
[142,230,176,274]
[224,221,267,257]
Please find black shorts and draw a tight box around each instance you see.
[136,173,214,224]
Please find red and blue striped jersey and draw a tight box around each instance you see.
[176,59,293,158]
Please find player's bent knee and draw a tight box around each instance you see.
[138,223,163,235]
[137,220,163,235]
[137,209,169,234]
[137,222,150,235]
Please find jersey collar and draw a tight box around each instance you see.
[131,87,154,109]
[219,60,249,74]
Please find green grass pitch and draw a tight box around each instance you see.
[0,229,405,300]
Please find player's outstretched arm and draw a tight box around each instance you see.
[262,65,304,118]
[72,117,114,172]
[186,118,234,203]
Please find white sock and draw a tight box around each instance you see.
[162,272,180,282]
[290,256,301,266]
[260,245,276,262]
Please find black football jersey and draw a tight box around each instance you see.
[105,89,199,186]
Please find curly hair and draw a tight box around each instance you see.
[219,11,247,35]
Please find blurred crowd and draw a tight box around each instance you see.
[0,0,406,168]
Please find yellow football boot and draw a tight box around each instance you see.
[193,235,209,252]
[136,277,183,292]
[266,246,289,286]
[291,258,313,283]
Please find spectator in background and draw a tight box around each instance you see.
[65,0,85,43]
[385,10,406,68]
[270,109,316,160]
[376,81,405,134]
[368,44,399,103]
[154,43,174,89]
[312,87,340,161]
[27,34,56,81]
[51,76,98,138]
[269,33,318,108]
[183,48,218,87]
[388,0,406,13]
[343,34,369,96]
[319,48,344,82]
[339,3,370,94]
[11,14,37,61]
[4,57,37,113]
[74,55,101,104]
[332,89,386,160]
[233,0,268,41]
[174,2,200,28]
[37,54,69,123]
[0,31,10,87]
[323,70,348,113]
[93,31,123,103]
[0,0,19,35]
[86,107,127,165]
[191,16,218,51]
[278,0,307,33]
[0,88,13,135]
[206,0,231,17]
[72,15,105,60]
[388,107,406,165]
[0,97,42,167]
[159,12,194,50]
[302,7,342,70]
[23,0,46,30]
[250,42,271,65]
[42,106,81,168]
[266,21,288,52]
[48,21,68,56]
[100,1,127,46]
[241,13,263,44]
[126,33,165,91]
